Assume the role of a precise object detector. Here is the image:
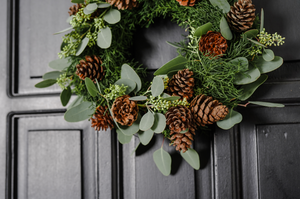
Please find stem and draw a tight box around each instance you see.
[238,102,250,107]
[161,137,165,148]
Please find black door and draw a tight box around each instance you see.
[2,0,300,198]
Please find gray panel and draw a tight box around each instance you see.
[240,105,300,199]
[17,0,72,94]
[98,129,113,199]
[7,113,99,199]
[257,124,300,199]
[27,130,81,199]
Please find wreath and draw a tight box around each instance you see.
[36,0,285,176]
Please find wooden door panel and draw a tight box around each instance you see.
[8,0,72,96]
[6,112,110,199]
[239,106,300,199]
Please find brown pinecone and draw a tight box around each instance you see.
[91,106,114,131]
[167,69,195,101]
[190,95,229,126]
[166,105,196,153]
[106,0,138,10]
[227,0,256,32]
[76,55,105,83]
[68,4,82,16]
[176,0,197,6]
[199,31,228,57]
[111,95,139,126]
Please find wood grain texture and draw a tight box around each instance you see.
[27,130,81,199]
[239,105,300,199]
[6,113,98,199]
[10,0,73,95]
[257,124,300,199]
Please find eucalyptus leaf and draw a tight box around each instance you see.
[103,9,121,24]
[154,56,187,75]
[139,111,155,131]
[97,27,112,49]
[98,2,111,8]
[115,79,136,94]
[238,74,268,101]
[60,86,72,107]
[260,8,264,32]
[119,115,141,136]
[129,96,147,101]
[209,0,230,13]
[255,56,283,74]
[220,16,232,40]
[234,66,261,85]
[85,77,99,97]
[76,37,89,56]
[217,110,243,130]
[86,3,98,11]
[49,58,71,71]
[194,22,212,37]
[247,38,267,47]
[138,129,154,145]
[162,93,171,98]
[153,148,172,176]
[35,79,57,88]
[71,0,84,3]
[117,129,132,144]
[180,128,189,134]
[66,16,74,24]
[262,49,275,61]
[43,71,63,80]
[243,29,259,38]
[121,64,142,93]
[151,76,164,97]
[67,96,83,110]
[166,41,183,49]
[151,113,166,133]
[95,79,102,94]
[180,148,200,170]
[64,101,95,122]
[229,57,248,71]
[249,101,285,108]
[84,6,97,15]
[54,26,73,35]
[162,96,181,101]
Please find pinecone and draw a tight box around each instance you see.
[106,0,138,10]
[199,31,228,57]
[190,95,229,126]
[91,106,114,131]
[166,105,196,153]
[76,55,105,83]
[111,95,139,126]
[227,0,256,32]
[167,69,195,101]
[68,4,82,16]
[176,0,197,6]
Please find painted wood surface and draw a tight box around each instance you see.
[1,0,300,198]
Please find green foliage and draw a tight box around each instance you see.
[104,84,128,100]
[217,109,243,130]
[258,28,285,47]
[148,95,189,113]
